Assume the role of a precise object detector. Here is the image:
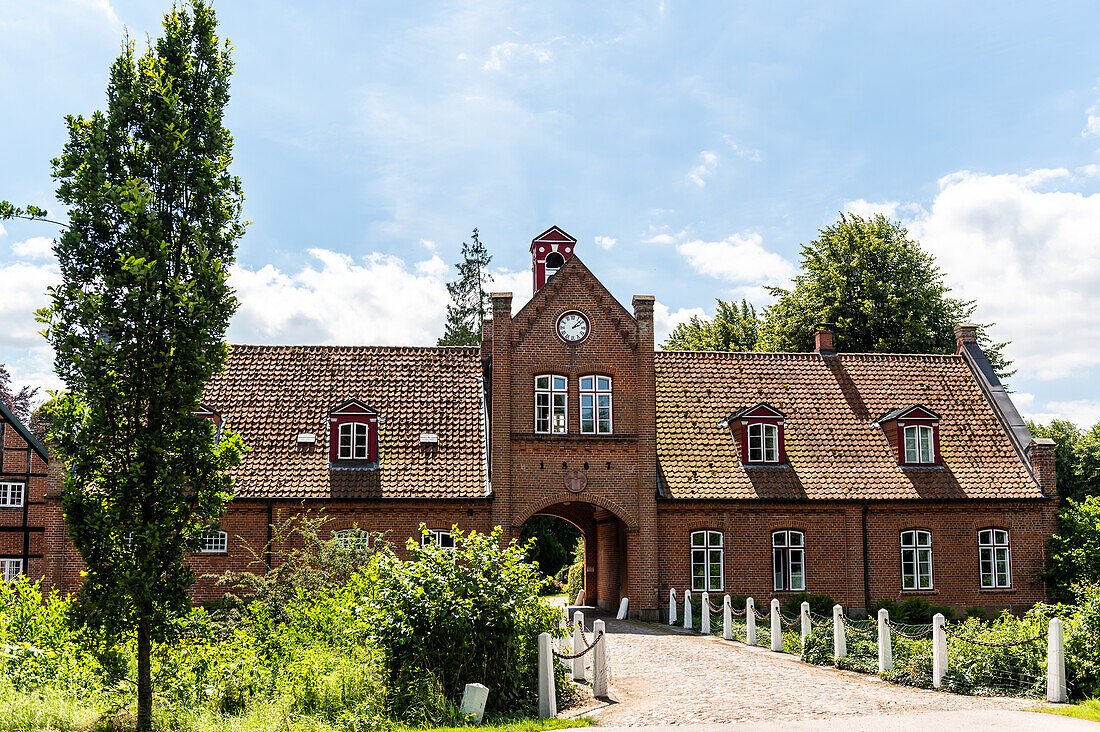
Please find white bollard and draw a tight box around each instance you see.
[770,599,782,651]
[723,594,733,640]
[575,588,585,607]
[877,608,893,673]
[932,613,947,689]
[460,683,489,724]
[683,589,693,630]
[746,597,757,645]
[537,632,556,718]
[701,592,711,634]
[800,601,811,647]
[572,611,585,681]
[833,604,847,661]
[1047,617,1068,703]
[592,619,608,698]
[668,588,677,625]
[616,597,629,620]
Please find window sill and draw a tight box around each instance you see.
[0,506,25,510]
[740,463,789,469]
[900,589,938,595]
[978,587,1016,593]
[329,461,380,471]
[511,432,638,442]
[898,464,945,470]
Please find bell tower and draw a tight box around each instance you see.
[530,226,578,293]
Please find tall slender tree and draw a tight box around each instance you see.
[3,3,244,728]
[438,228,493,346]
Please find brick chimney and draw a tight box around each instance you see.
[1029,437,1057,496]
[814,323,836,356]
[954,323,978,353]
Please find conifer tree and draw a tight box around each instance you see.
[438,228,493,346]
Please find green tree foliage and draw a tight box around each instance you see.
[1045,496,1100,602]
[0,364,39,424]
[520,515,582,580]
[661,299,760,351]
[757,214,1012,378]
[1027,419,1094,502]
[438,228,494,346]
[565,538,585,602]
[18,4,245,728]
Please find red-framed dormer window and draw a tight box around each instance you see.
[722,403,787,466]
[328,399,379,465]
[875,405,941,466]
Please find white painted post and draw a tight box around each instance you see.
[723,594,733,640]
[746,597,757,645]
[616,597,629,620]
[592,619,608,698]
[537,632,556,719]
[700,592,711,634]
[683,590,693,630]
[832,604,847,660]
[770,598,782,651]
[1047,617,1067,703]
[800,601,811,647]
[572,611,585,681]
[575,589,585,607]
[877,608,893,673]
[460,683,489,723]
[668,588,677,625]
[932,613,947,689]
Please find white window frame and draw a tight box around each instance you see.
[900,529,933,590]
[337,422,370,460]
[579,375,613,434]
[422,529,455,549]
[772,530,806,591]
[1,559,22,582]
[690,530,723,592]
[198,531,228,554]
[903,424,935,464]
[334,528,370,550]
[534,375,568,434]
[0,482,25,508]
[978,529,1011,589]
[747,423,779,463]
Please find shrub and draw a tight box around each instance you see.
[565,538,584,602]
[965,606,988,621]
[870,597,953,625]
[780,592,835,619]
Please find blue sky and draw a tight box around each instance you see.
[2,0,1100,426]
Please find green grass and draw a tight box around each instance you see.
[1032,697,1100,722]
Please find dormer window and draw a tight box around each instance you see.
[338,423,370,460]
[721,403,787,467]
[328,399,380,467]
[873,405,940,466]
[748,423,779,463]
[904,424,935,464]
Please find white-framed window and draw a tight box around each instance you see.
[422,529,455,549]
[979,529,1011,589]
[903,424,935,464]
[338,422,370,460]
[772,530,805,591]
[747,423,779,463]
[334,528,369,550]
[579,375,613,434]
[534,375,567,434]
[0,482,25,508]
[198,531,228,554]
[900,530,933,590]
[1,559,22,582]
[690,531,723,592]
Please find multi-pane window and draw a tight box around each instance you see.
[198,531,228,553]
[1,559,22,582]
[747,423,779,463]
[422,529,455,549]
[979,529,1011,588]
[338,422,370,460]
[535,375,568,434]
[334,529,369,550]
[903,425,935,464]
[579,375,613,434]
[690,531,723,592]
[0,482,24,508]
[772,530,805,591]
[900,530,933,590]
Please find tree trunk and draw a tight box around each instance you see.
[137,616,153,731]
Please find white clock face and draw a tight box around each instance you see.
[556,311,590,343]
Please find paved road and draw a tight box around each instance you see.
[562,612,1093,729]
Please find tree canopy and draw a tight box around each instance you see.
[0,364,38,424]
[661,299,759,351]
[1029,419,1100,504]
[438,228,493,346]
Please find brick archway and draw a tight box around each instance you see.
[510,492,638,531]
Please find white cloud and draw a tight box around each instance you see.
[722,136,761,162]
[842,198,924,220]
[482,38,563,72]
[653,301,705,346]
[676,232,795,286]
[11,236,54,260]
[0,261,59,350]
[1023,398,1100,428]
[0,223,6,237]
[686,150,719,188]
[1078,164,1100,178]
[594,235,616,250]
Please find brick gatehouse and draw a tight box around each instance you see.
[2,226,1058,618]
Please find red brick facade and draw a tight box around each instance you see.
[23,226,1059,618]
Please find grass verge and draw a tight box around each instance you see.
[1032,698,1100,722]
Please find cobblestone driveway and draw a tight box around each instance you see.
[567,616,1042,727]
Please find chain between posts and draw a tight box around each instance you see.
[729,606,747,617]
[781,614,801,628]
[942,625,1047,647]
[753,607,771,621]
[553,630,604,660]
[885,620,933,640]
[704,598,722,615]
[841,615,876,635]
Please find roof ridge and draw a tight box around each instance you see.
[654,350,962,360]
[227,344,480,353]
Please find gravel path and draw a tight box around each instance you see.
[565,615,1062,727]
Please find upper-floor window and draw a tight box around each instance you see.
[338,423,370,460]
[874,405,940,466]
[723,403,786,466]
[904,425,935,464]
[328,399,379,465]
[579,375,612,434]
[978,529,1011,589]
[772,530,805,591]
[900,529,933,590]
[0,482,24,508]
[535,375,567,434]
[748,423,780,463]
[690,530,723,591]
[422,529,455,549]
[1,559,21,582]
[198,531,228,554]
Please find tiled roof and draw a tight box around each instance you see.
[654,351,1042,501]
[202,345,487,499]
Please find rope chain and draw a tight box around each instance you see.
[942,625,1046,648]
[886,620,933,639]
[753,607,771,621]
[841,615,876,635]
[553,630,604,660]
